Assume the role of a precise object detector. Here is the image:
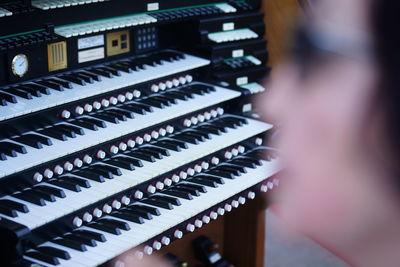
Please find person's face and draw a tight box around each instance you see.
[263,57,378,241]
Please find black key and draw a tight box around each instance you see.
[103,110,127,121]
[0,141,26,154]
[229,158,257,168]
[163,189,193,200]
[48,179,82,192]
[60,176,91,188]
[37,246,70,260]
[181,131,207,141]
[53,238,87,252]
[96,164,122,176]
[34,185,66,198]
[151,195,181,206]
[100,67,121,76]
[58,124,85,136]
[130,204,161,216]
[111,211,144,224]
[13,191,46,206]
[92,113,119,124]
[116,155,143,167]
[106,158,135,171]
[16,86,41,97]
[75,73,94,83]
[0,95,7,106]
[73,230,106,242]
[190,129,212,139]
[88,166,113,179]
[88,68,113,78]
[14,134,42,149]
[0,199,29,213]
[80,117,107,128]
[0,205,17,217]
[142,198,173,210]
[79,71,101,82]
[125,151,155,162]
[0,92,17,103]
[215,165,242,176]
[188,178,218,188]
[33,135,52,146]
[64,233,97,247]
[140,98,165,109]
[157,94,178,104]
[122,104,147,115]
[25,251,60,265]
[53,125,77,139]
[130,102,153,113]
[155,141,181,152]
[152,96,173,106]
[70,119,98,131]
[27,188,56,202]
[89,222,122,235]
[220,163,247,173]
[236,156,262,166]
[203,123,227,133]
[24,83,51,95]
[0,151,7,161]
[108,63,132,73]
[172,134,199,145]
[139,148,163,159]
[145,145,170,156]
[174,185,201,196]
[180,183,207,193]
[124,207,153,220]
[59,75,86,86]
[36,80,64,91]
[196,125,222,135]
[1,88,26,100]
[174,89,195,99]
[48,78,73,89]
[207,169,236,179]
[163,91,189,101]
[75,170,106,183]
[38,127,67,141]
[160,139,188,149]
[108,108,135,119]
[98,218,130,231]
[195,174,225,184]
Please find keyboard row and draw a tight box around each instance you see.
[0,115,272,230]
[0,82,240,179]
[0,50,210,121]
[21,151,279,266]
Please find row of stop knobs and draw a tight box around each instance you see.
[137,191,256,258]
[150,74,193,93]
[32,125,175,183]
[61,89,142,119]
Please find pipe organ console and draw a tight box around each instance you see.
[0,0,280,266]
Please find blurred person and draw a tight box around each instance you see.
[262,0,400,266]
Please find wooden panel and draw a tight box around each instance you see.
[263,0,302,66]
[223,195,268,267]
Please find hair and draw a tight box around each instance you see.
[371,0,400,179]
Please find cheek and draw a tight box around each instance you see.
[274,91,360,235]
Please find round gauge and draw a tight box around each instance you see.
[11,54,29,77]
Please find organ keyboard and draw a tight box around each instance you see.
[0,0,277,266]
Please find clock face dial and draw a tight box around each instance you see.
[12,54,29,77]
